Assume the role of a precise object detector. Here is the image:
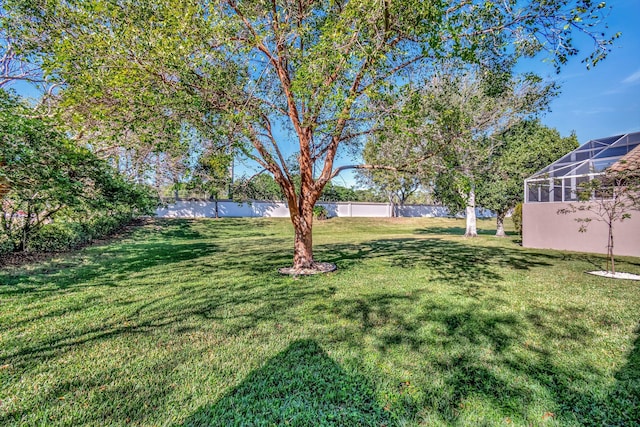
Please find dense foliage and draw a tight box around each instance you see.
[0,90,157,253]
[477,120,579,236]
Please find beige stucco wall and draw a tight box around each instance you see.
[523,202,640,257]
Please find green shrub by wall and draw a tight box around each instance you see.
[512,202,523,236]
[27,213,134,253]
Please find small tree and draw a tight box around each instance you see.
[558,167,640,274]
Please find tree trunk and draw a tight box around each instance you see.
[495,209,507,237]
[465,188,477,237]
[608,223,615,274]
[292,198,315,269]
[389,195,397,218]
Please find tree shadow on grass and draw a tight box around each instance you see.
[414,226,510,236]
[610,323,640,423]
[316,237,556,300]
[2,219,638,425]
[320,237,555,272]
[319,292,637,425]
[0,260,335,372]
[571,322,640,425]
[0,241,217,297]
[179,339,390,427]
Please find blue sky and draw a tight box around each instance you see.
[528,0,640,142]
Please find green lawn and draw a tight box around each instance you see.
[1,217,638,426]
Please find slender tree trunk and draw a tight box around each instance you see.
[465,188,477,237]
[608,222,615,274]
[388,194,397,218]
[20,218,30,252]
[398,197,407,218]
[495,209,507,237]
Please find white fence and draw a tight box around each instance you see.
[156,200,494,219]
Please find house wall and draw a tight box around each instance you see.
[523,202,640,257]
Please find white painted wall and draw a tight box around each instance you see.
[156,200,495,219]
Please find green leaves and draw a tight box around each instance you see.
[476,120,579,215]
[0,90,156,251]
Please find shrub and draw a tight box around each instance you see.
[512,202,523,235]
[27,213,135,252]
[0,234,13,256]
[28,221,87,252]
[313,206,329,220]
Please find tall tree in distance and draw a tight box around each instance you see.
[477,120,579,237]
[3,0,618,271]
[420,65,555,236]
[359,136,424,216]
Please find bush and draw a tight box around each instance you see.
[83,214,128,239]
[313,206,329,220]
[27,213,134,252]
[28,221,87,252]
[512,202,523,236]
[0,234,13,256]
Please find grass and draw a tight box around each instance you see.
[0,217,638,426]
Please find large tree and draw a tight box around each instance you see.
[3,0,616,270]
[372,64,556,235]
[477,120,578,237]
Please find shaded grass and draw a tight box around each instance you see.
[0,217,638,426]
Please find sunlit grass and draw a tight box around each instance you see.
[1,217,638,426]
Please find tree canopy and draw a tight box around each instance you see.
[477,120,579,236]
[367,63,555,234]
[2,0,618,269]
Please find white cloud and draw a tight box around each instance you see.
[622,69,640,84]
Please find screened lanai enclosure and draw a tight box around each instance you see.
[522,131,640,257]
[524,132,640,203]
